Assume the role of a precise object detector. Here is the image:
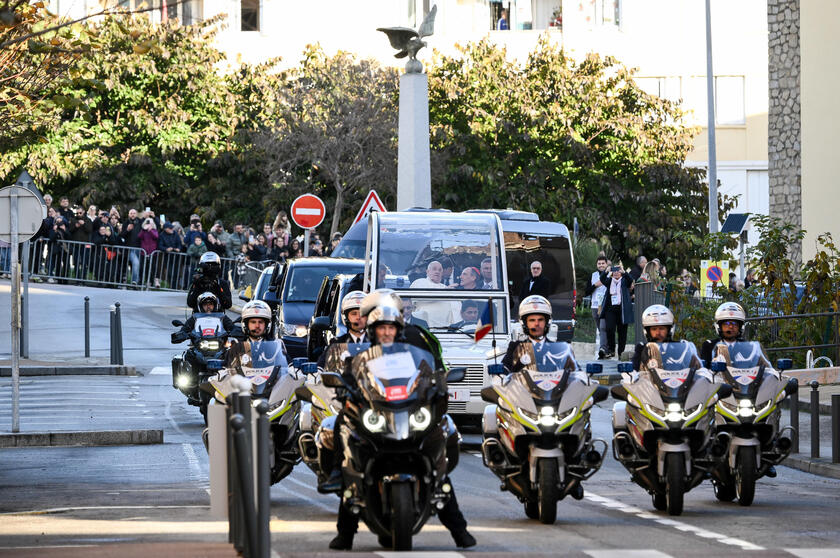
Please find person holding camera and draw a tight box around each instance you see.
[184,215,207,247]
[186,252,232,313]
[69,205,93,281]
[48,215,71,281]
[597,264,635,359]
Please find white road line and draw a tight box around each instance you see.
[273,480,335,513]
[149,366,170,375]
[165,400,189,438]
[584,492,764,551]
[586,551,673,558]
[376,553,464,558]
[181,443,203,482]
[786,550,840,558]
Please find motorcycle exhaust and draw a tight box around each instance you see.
[710,432,731,459]
[613,432,636,460]
[298,432,318,461]
[584,449,602,467]
[482,438,507,467]
[777,434,793,453]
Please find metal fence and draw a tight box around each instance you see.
[22,238,239,292]
[745,311,840,366]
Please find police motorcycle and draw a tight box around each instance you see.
[480,342,608,524]
[295,343,369,485]
[171,292,237,421]
[611,341,733,515]
[708,341,797,506]
[207,338,305,484]
[317,342,465,551]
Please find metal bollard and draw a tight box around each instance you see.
[84,297,90,358]
[231,412,257,558]
[229,391,243,552]
[256,400,271,558]
[114,302,124,366]
[790,389,799,454]
[109,305,116,365]
[833,394,840,464]
[810,381,820,459]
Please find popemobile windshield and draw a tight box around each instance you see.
[362,211,511,418]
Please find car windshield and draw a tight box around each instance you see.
[375,213,504,291]
[402,297,508,332]
[286,265,354,303]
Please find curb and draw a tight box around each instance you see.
[0,429,164,448]
[783,453,840,480]
[0,365,137,377]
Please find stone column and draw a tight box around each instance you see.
[396,72,432,210]
[767,0,802,263]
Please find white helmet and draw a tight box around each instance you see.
[197,291,219,312]
[360,288,402,318]
[519,295,552,321]
[241,300,272,337]
[641,304,674,341]
[366,302,405,341]
[341,290,367,328]
[714,301,746,336]
[199,252,220,266]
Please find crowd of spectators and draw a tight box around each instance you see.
[0,195,344,289]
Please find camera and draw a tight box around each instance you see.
[610,266,621,273]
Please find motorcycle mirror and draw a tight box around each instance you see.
[294,385,312,402]
[487,363,506,376]
[447,367,466,383]
[207,359,224,371]
[586,363,603,375]
[321,372,345,388]
[784,377,799,396]
[239,292,251,302]
[776,358,793,371]
[480,386,499,404]
[610,384,628,402]
[592,385,609,404]
[301,362,318,375]
[292,357,307,369]
[172,319,184,327]
[717,383,733,399]
[616,362,634,375]
[310,316,331,332]
[233,316,242,324]
[709,361,727,373]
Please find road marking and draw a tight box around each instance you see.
[273,482,335,513]
[165,400,189,438]
[377,553,464,558]
[584,492,764,551]
[150,366,171,375]
[0,505,208,515]
[586,551,673,558]
[786,551,840,558]
[181,442,203,482]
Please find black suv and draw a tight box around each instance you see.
[264,257,365,359]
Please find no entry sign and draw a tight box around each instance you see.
[290,194,326,229]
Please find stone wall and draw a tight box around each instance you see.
[767,0,802,263]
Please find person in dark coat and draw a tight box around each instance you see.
[120,208,144,285]
[518,260,552,299]
[157,222,184,288]
[598,265,634,359]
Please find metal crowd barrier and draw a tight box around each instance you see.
[235,260,272,292]
[21,237,237,292]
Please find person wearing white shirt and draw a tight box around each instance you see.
[589,256,609,358]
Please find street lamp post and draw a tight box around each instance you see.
[705,0,718,234]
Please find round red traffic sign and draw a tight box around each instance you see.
[706,265,723,282]
[290,194,326,229]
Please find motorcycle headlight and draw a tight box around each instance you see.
[294,325,308,337]
[409,407,432,430]
[199,340,220,351]
[666,403,683,423]
[176,374,193,389]
[737,399,755,418]
[362,409,387,433]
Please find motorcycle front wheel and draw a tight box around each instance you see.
[665,453,685,516]
[390,482,413,551]
[735,446,757,506]
[537,458,559,524]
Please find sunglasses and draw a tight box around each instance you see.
[721,320,741,326]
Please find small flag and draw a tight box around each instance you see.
[475,301,493,343]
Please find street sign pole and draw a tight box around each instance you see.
[21,240,29,358]
[705,0,718,234]
[304,229,310,257]
[10,190,20,433]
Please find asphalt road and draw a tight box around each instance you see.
[1,373,839,556]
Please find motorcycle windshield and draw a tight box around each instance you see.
[353,342,435,405]
[511,342,579,398]
[193,313,225,337]
[648,341,703,399]
[714,341,773,393]
[321,342,371,373]
[230,340,288,393]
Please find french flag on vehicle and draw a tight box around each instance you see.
[474,301,493,343]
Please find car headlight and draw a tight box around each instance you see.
[295,325,308,337]
[362,409,387,433]
[409,407,432,430]
[199,340,220,351]
[283,324,296,336]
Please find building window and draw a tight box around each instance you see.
[635,76,681,104]
[241,0,259,31]
[592,0,620,27]
[715,76,745,125]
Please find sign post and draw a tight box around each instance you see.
[290,194,326,258]
[1,184,46,432]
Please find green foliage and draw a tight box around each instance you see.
[427,37,734,272]
[572,237,601,298]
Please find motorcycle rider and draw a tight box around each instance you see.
[631,304,675,371]
[172,292,234,343]
[224,299,282,365]
[700,301,747,365]
[187,252,232,313]
[316,290,368,369]
[502,295,553,373]
[328,289,475,551]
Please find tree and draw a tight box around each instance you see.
[254,45,400,237]
[427,37,734,271]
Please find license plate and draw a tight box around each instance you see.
[448,388,471,401]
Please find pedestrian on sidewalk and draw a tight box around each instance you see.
[599,265,634,359]
[587,255,609,358]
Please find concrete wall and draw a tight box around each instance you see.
[800,0,840,261]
